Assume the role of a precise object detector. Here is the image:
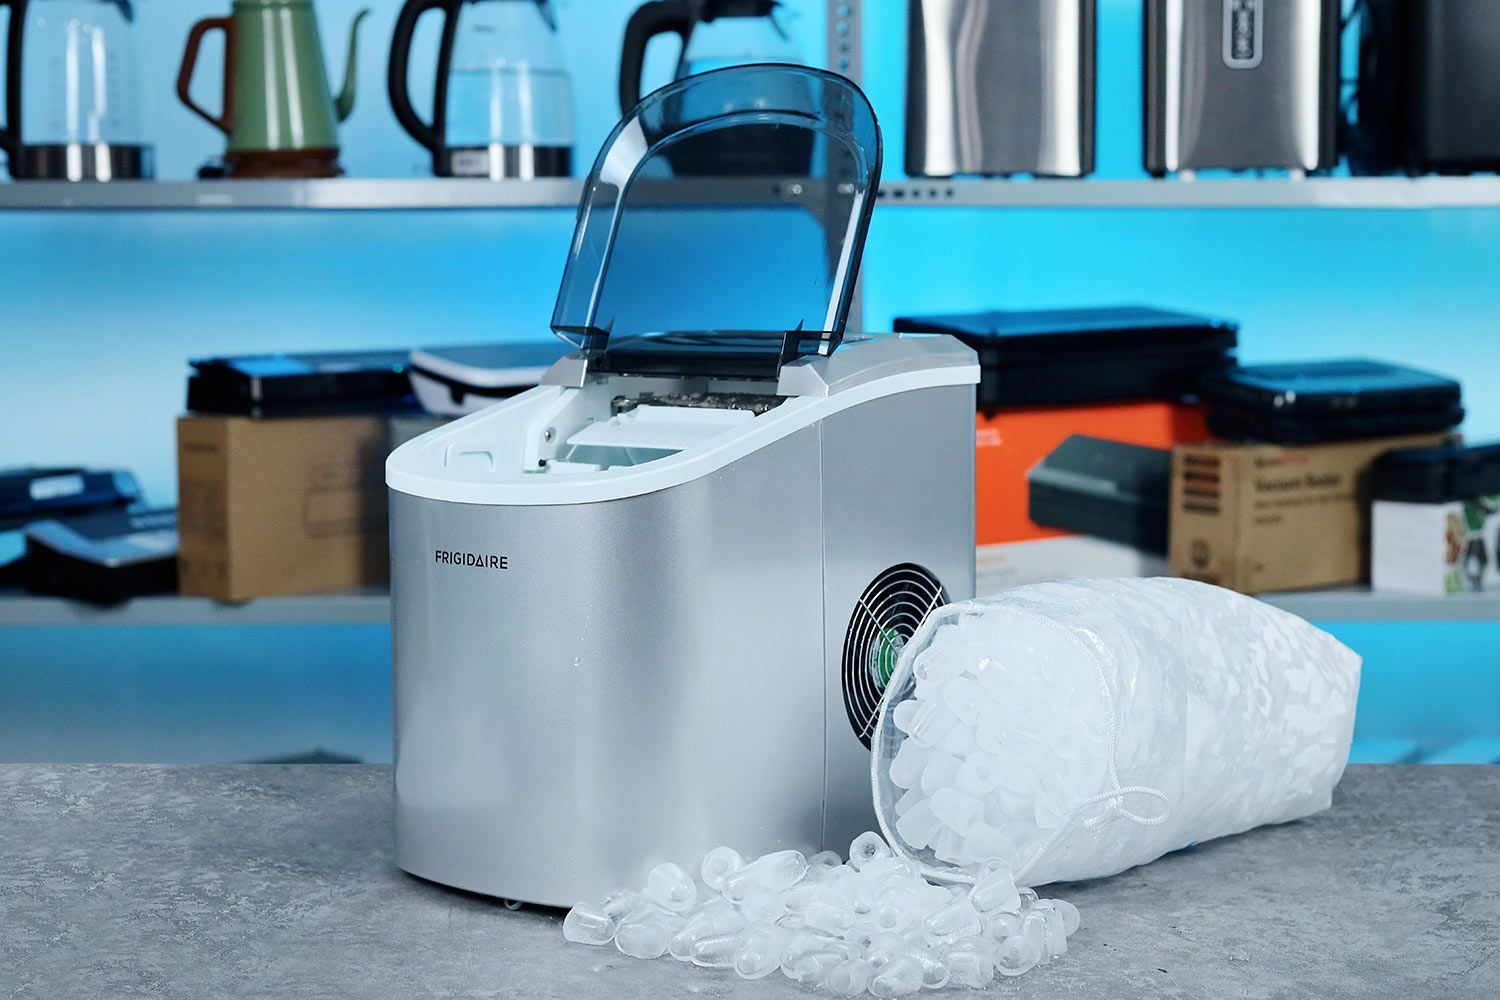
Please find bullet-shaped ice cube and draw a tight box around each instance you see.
[786,948,846,986]
[722,849,808,900]
[808,849,842,869]
[930,787,983,833]
[939,722,979,758]
[732,925,790,980]
[599,889,646,922]
[969,862,1021,914]
[645,862,697,913]
[893,786,923,817]
[690,930,744,968]
[931,825,970,866]
[872,884,917,932]
[891,699,920,734]
[869,953,924,997]
[954,752,1004,796]
[906,699,960,747]
[849,831,892,870]
[918,751,962,796]
[615,911,677,959]
[741,884,786,923]
[887,740,928,792]
[962,823,1018,867]
[940,675,990,725]
[994,933,1042,977]
[825,958,875,997]
[945,940,995,988]
[893,800,941,850]
[562,902,614,945]
[922,897,982,941]
[699,846,744,892]
[803,897,857,936]
[910,945,950,989]
[1043,897,1081,936]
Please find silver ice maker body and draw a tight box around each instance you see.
[386,66,979,906]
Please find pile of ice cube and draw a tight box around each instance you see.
[886,612,1110,872]
[562,832,1078,996]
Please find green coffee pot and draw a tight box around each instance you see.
[177,0,368,177]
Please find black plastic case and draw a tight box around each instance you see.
[187,351,417,417]
[0,467,141,531]
[1201,359,1464,444]
[892,305,1237,410]
[22,507,178,604]
[1026,435,1171,554]
[1374,443,1500,504]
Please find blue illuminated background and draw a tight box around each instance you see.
[0,0,1495,763]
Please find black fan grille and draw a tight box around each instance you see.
[841,564,948,749]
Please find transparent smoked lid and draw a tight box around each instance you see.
[551,64,882,379]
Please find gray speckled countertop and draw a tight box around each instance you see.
[2,765,1496,999]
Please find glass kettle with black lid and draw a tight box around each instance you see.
[388,0,574,179]
[552,63,881,382]
[618,0,805,175]
[0,0,152,180]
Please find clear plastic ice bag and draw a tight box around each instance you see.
[871,578,1362,887]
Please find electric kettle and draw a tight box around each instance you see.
[177,0,368,179]
[0,0,152,181]
[618,0,807,175]
[619,0,801,113]
[388,0,574,179]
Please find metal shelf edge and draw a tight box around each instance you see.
[1,587,1495,628]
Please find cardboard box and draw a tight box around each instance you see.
[1169,434,1448,594]
[1373,498,1500,595]
[177,415,391,600]
[976,400,1211,594]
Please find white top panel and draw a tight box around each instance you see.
[387,362,979,506]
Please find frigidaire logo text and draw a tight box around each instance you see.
[435,549,509,570]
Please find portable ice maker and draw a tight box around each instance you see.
[386,66,979,906]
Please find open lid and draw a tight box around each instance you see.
[551,64,882,379]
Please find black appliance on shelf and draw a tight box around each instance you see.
[1200,359,1465,444]
[893,305,1238,412]
[1347,0,1500,176]
[21,506,178,604]
[1027,435,1172,555]
[0,467,141,531]
[187,350,418,417]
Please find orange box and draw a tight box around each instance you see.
[976,400,1212,594]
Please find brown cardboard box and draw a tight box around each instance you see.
[177,415,391,600]
[1169,433,1449,594]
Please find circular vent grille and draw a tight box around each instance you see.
[841,564,948,749]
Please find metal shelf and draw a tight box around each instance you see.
[2,586,1494,629]
[878,177,1500,210]
[0,178,585,211]
[6,176,1500,212]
